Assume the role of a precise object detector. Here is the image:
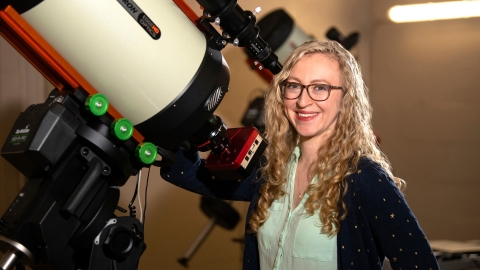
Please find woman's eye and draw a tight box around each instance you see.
[313,84,328,91]
[287,83,301,89]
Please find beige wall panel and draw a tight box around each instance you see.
[370,13,480,240]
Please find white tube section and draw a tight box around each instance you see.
[22,0,207,124]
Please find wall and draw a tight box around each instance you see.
[369,0,480,241]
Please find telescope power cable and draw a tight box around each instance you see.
[137,169,143,223]
[142,167,151,225]
[128,170,140,218]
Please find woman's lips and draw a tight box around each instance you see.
[296,112,319,120]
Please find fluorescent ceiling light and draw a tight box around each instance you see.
[388,1,480,23]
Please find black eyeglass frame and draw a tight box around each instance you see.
[280,81,344,101]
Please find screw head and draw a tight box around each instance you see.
[85,93,109,116]
[135,142,157,164]
[111,118,133,140]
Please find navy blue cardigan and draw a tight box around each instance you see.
[160,149,439,269]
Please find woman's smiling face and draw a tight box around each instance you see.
[283,53,344,144]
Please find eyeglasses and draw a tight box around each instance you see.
[280,81,344,101]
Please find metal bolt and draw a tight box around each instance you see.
[221,40,227,46]
[145,150,151,157]
[53,96,64,103]
[253,7,262,15]
[120,126,127,132]
[259,66,263,70]
[214,17,220,25]
[95,101,103,108]
[233,38,239,46]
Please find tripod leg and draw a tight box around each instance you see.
[178,218,217,267]
[0,250,18,270]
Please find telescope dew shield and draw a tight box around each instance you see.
[16,0,229,150]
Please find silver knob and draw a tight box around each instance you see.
[253,7,262,15]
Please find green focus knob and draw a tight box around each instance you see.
[85,93,109,116]
[135,142,157,165]
[111,118,133,141]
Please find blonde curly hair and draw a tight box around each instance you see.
[248,40,405,235]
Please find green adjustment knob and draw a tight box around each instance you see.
[85,93,109,116]
[111,118,133,141]
[135,142,157,165]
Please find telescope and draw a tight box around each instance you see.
[0,0,281,269]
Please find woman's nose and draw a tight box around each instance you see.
[296,87,313,107]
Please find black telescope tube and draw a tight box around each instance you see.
[197,0,283,74]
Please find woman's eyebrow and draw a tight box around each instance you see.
[286,76,331,84]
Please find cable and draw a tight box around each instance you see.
[142,167,151,225]
[137,169,143,223]
[128,170,140,218]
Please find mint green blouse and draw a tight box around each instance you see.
[257,147,337,270]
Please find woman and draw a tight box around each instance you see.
[161,40,439,269]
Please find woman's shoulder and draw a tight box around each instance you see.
[347,156,397,191]
[353,156,388,176]
[345,157,406,211]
